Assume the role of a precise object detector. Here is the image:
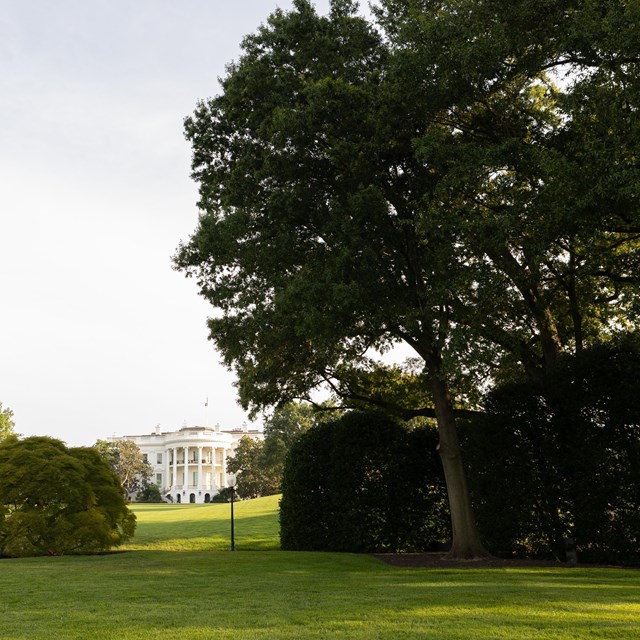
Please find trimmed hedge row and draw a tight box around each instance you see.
[279,411,449,552]
[462,334,640,565]
[280,335,640,564]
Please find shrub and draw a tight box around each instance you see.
[136,481,164,503]
[280,411,449,552]
[0,437,136,557]
[462,334,640,565]
[210,487,234,503]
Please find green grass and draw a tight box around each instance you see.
[0,497,638,639]
[121,495,281,551]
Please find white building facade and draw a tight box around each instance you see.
[109,425,263,504]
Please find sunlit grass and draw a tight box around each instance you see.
[122,494,280,550]
[0,496,638,639]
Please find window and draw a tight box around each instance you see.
[157,453,163,465]
[142,454,148,463]
[156,473,162,486]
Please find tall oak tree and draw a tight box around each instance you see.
[175,0,639,557]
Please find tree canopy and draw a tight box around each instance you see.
[0,437,136,557]
[260,402,317,482]
[174,0,639,557]
[226,402,321,498]
[93,439,153,498]
[0,402,16,441]
[227,436,277,499]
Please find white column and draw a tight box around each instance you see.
[197,446,203,491]
[171,448,177,489]
[164,448,170,492]
[211,448,216,490]
[221,447,227,488]
[183,446,189,492]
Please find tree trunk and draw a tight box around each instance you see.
[567,253,584,353]
[428,368,489,559]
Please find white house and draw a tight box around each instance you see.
[108,424,263,504]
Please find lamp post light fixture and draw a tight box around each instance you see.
[229,482,236,552]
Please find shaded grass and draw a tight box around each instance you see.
[0,496,638,639]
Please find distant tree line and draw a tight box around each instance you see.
[227,402,318,499]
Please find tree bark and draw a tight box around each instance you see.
[486,245,563,374]
[427,362,489,559]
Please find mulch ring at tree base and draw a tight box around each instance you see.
[370,553,627,569]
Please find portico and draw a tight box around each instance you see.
[108,424,263,503]
[165,438,230,503]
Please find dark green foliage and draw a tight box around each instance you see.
[227,436,280,499]
[260,402,316,487]
[280,411,449,552]
[226,403,321,499]
[279,422,333,550]
[210,486,233,503]
[463,335,640,565]
[136,481,163,503]
[175,0,640,558]
[93,439,153,496]
[0,437,136,557]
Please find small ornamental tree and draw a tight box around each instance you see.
[280,411,449,552]
[0,437,136,557]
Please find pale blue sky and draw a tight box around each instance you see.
[0,0,336,446]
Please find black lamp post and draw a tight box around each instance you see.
[229,483,236,552]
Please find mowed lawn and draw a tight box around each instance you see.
[1,496,639,640]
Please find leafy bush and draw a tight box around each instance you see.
[462,334,640,565]
[136,481,164,503]
[280,411,449,552]
[210,486,234,503]
[0,436,136,557]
